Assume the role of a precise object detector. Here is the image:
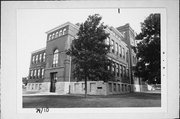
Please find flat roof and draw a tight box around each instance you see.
[31,47,46,54]
[45,22,79,34]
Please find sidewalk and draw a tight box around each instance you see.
[141,90,161,94]
[23,91,66,96]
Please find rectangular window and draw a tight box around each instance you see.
[39,54,42,62]
[38,69,40,78]
[109,83,112,92]
[114,83,116,92]
[122,48,125,59]
[118,84,120,92]
[41,68,44,77]
[116,63,119,77]
[115,43,118,54]
[36,55,38,63]
[126,52,128,62]
[120,65,123,77]
[49,34,52,40]
[34,69,36,77]
[106,37,110,45]
[119,45,122,57]
[111,39,114,53]
[52,33,55,39]
[55,31,59,38]
[32,56,35,63]
[126,68,129,78]
[30,70,33,78]
[43,53,46,62]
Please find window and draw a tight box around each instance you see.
[34,69,36,77]
[126,52,128,62]
[52,33,55,39]
[120,65,122,77]
[43,53,46,62]
[115,43,118,54]
[122,48,125,59]
[55,31,59,38]
[126,68,129,78]
[30,70,33,78]
[114,83,116,91]
[39,54,42,62]
[116,63,119,77]
[36,55,38,63]
[119,45,122,57]
[32,56,35,63]
[41,68,44,77]
[53,49,59,67]
[38,69,40,78]
[63,28,67,35]
[49,34,52,40]
[111,39,114,53]
[106,37,110,45]
[123,66,126,77]
[59,30,62,36]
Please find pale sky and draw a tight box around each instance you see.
[17,8,161,80]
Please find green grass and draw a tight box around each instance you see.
[23,93,161,108]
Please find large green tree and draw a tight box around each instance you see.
[134,13,160,84]
[67,14,114,97]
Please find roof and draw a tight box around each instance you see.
[31,47,46,54]
[45,22,79,34]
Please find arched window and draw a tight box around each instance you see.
[49,34,52,40]
[53,49,59,67]
[55,31,59,38]
[63,28,66,35]
[43,52,46,62]
[59,30,62,36]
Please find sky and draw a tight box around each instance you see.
[17,8,161,80]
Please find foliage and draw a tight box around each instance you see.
[134,13,160,84]
[67,14,114,82]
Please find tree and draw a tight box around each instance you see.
[134,13,160,84]
[67,14,114,97]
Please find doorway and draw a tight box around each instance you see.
[50,72,57,92]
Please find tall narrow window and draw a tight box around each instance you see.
[52,33,55,39]
[32,56,35,63]
[39,54,42,62]
[115,43,118,54]
[116,63,119,77]
[126,52,128,62]
[111,39,114,53]
[106,37,110,45]
[30,70,33,78]
[41,68,44,78]
[49,34,52,40]
[43,53,46,62]
[55,31,59,38]
[63,28,67,35]
[34,69,36,78]
[38,69,40,78]
[122,48,125,59]
[53,49,59,67]
[59,30,62,36]
[119,45,122,57]
[36,55,38,63]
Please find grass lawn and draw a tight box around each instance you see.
[23,92,161,108]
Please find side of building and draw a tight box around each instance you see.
[25,22,141,95]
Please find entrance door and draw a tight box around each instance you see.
[50,72,57,92]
